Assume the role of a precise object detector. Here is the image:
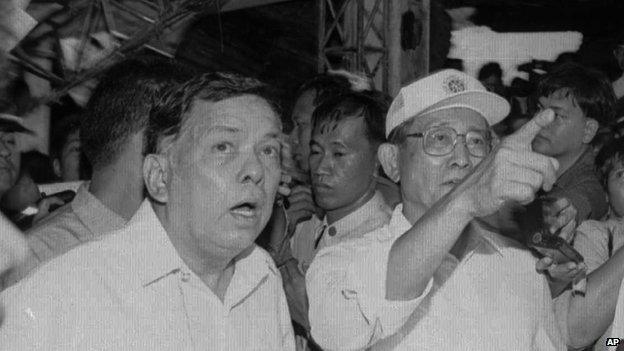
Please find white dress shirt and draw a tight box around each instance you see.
[306,204,565,351]
[290,191,391,273]
[0,200,295,351]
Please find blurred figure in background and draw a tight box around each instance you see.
[0,113,29,204]
[0,56,193,290]
[1,151,59,229]
[478,62,508,98]
[50,114,88,182]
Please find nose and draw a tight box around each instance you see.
[313,153,333,177]
[448,138,471,169]
[238,151,264,185]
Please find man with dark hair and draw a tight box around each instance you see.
[0,72,295,350]
[274,91,393,336]
[530,63,615,242]
[0,56,193,289]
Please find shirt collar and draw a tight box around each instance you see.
[128,200,275,306]
[323,191,388,238]
[388,204,504,258]
[72,183,127,235]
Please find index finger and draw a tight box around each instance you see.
[506,108,555,149]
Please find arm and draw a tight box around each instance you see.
[306,238,433,350]
[385,193,473,300]
[387,110,560,301]
[566,244,624,348]
[550,177,608,222]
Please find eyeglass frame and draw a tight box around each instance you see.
[405,126,493,158]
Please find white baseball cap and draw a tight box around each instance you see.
[385,69,510,137]
[0,113,32,134]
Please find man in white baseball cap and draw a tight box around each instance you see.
[306,69,566,350]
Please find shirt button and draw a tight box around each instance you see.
[328,227,337,237]
[181,271,191,282]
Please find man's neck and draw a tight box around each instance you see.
[325,182,376,225]
[89,160,144,221]
[153,202,238,301]
[555,145,588,178]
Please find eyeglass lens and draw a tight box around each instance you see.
[424,128,490,157]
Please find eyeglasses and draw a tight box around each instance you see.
[406,126,492,158]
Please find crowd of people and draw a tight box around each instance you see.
[0,45,623,350]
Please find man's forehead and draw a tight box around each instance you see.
[313,115,365,142]
[540,89,577,107]
[184,96,281,134]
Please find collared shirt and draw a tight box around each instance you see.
[0,184,127,290]
[550,147,608,222]
[0,200,295,351]
[306,204,565,351]
[554,216,624,350]
[290,191,391,273]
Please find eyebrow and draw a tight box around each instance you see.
[207,126,241,134]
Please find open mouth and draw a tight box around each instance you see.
[442,179,462,186]
[229,201,260,219]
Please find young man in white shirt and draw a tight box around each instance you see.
[277,91,393,335]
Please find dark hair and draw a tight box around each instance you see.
[478,62,503,81]
[295,74,352,107]
[19,151,58,184]
[146,72,280,154]
[311,90,389,146]
[536,62,616,127]
[81,56,194,169]
[596,137,624,187]
[50,113,81,159]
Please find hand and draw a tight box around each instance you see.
[536,256,587,296]
[285,185,316,232]
[542,197,577,242]
[455,109,560,218]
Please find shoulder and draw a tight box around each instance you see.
[25,205,84,256]
[313,223,393,268]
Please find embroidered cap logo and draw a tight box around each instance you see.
[443,75,466,94]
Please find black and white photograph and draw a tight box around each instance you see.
[0,0,624,350]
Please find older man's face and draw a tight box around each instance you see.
[397,108,489,209]
[166,95,282,254]
[0,131,20,195]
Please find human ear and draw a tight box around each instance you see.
[582,118,599,144]
[378,143,400,183]
[143,154,169,204]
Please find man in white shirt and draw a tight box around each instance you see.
[277,91,393,336]
[0,72,295,350]
[306,69,566,350]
